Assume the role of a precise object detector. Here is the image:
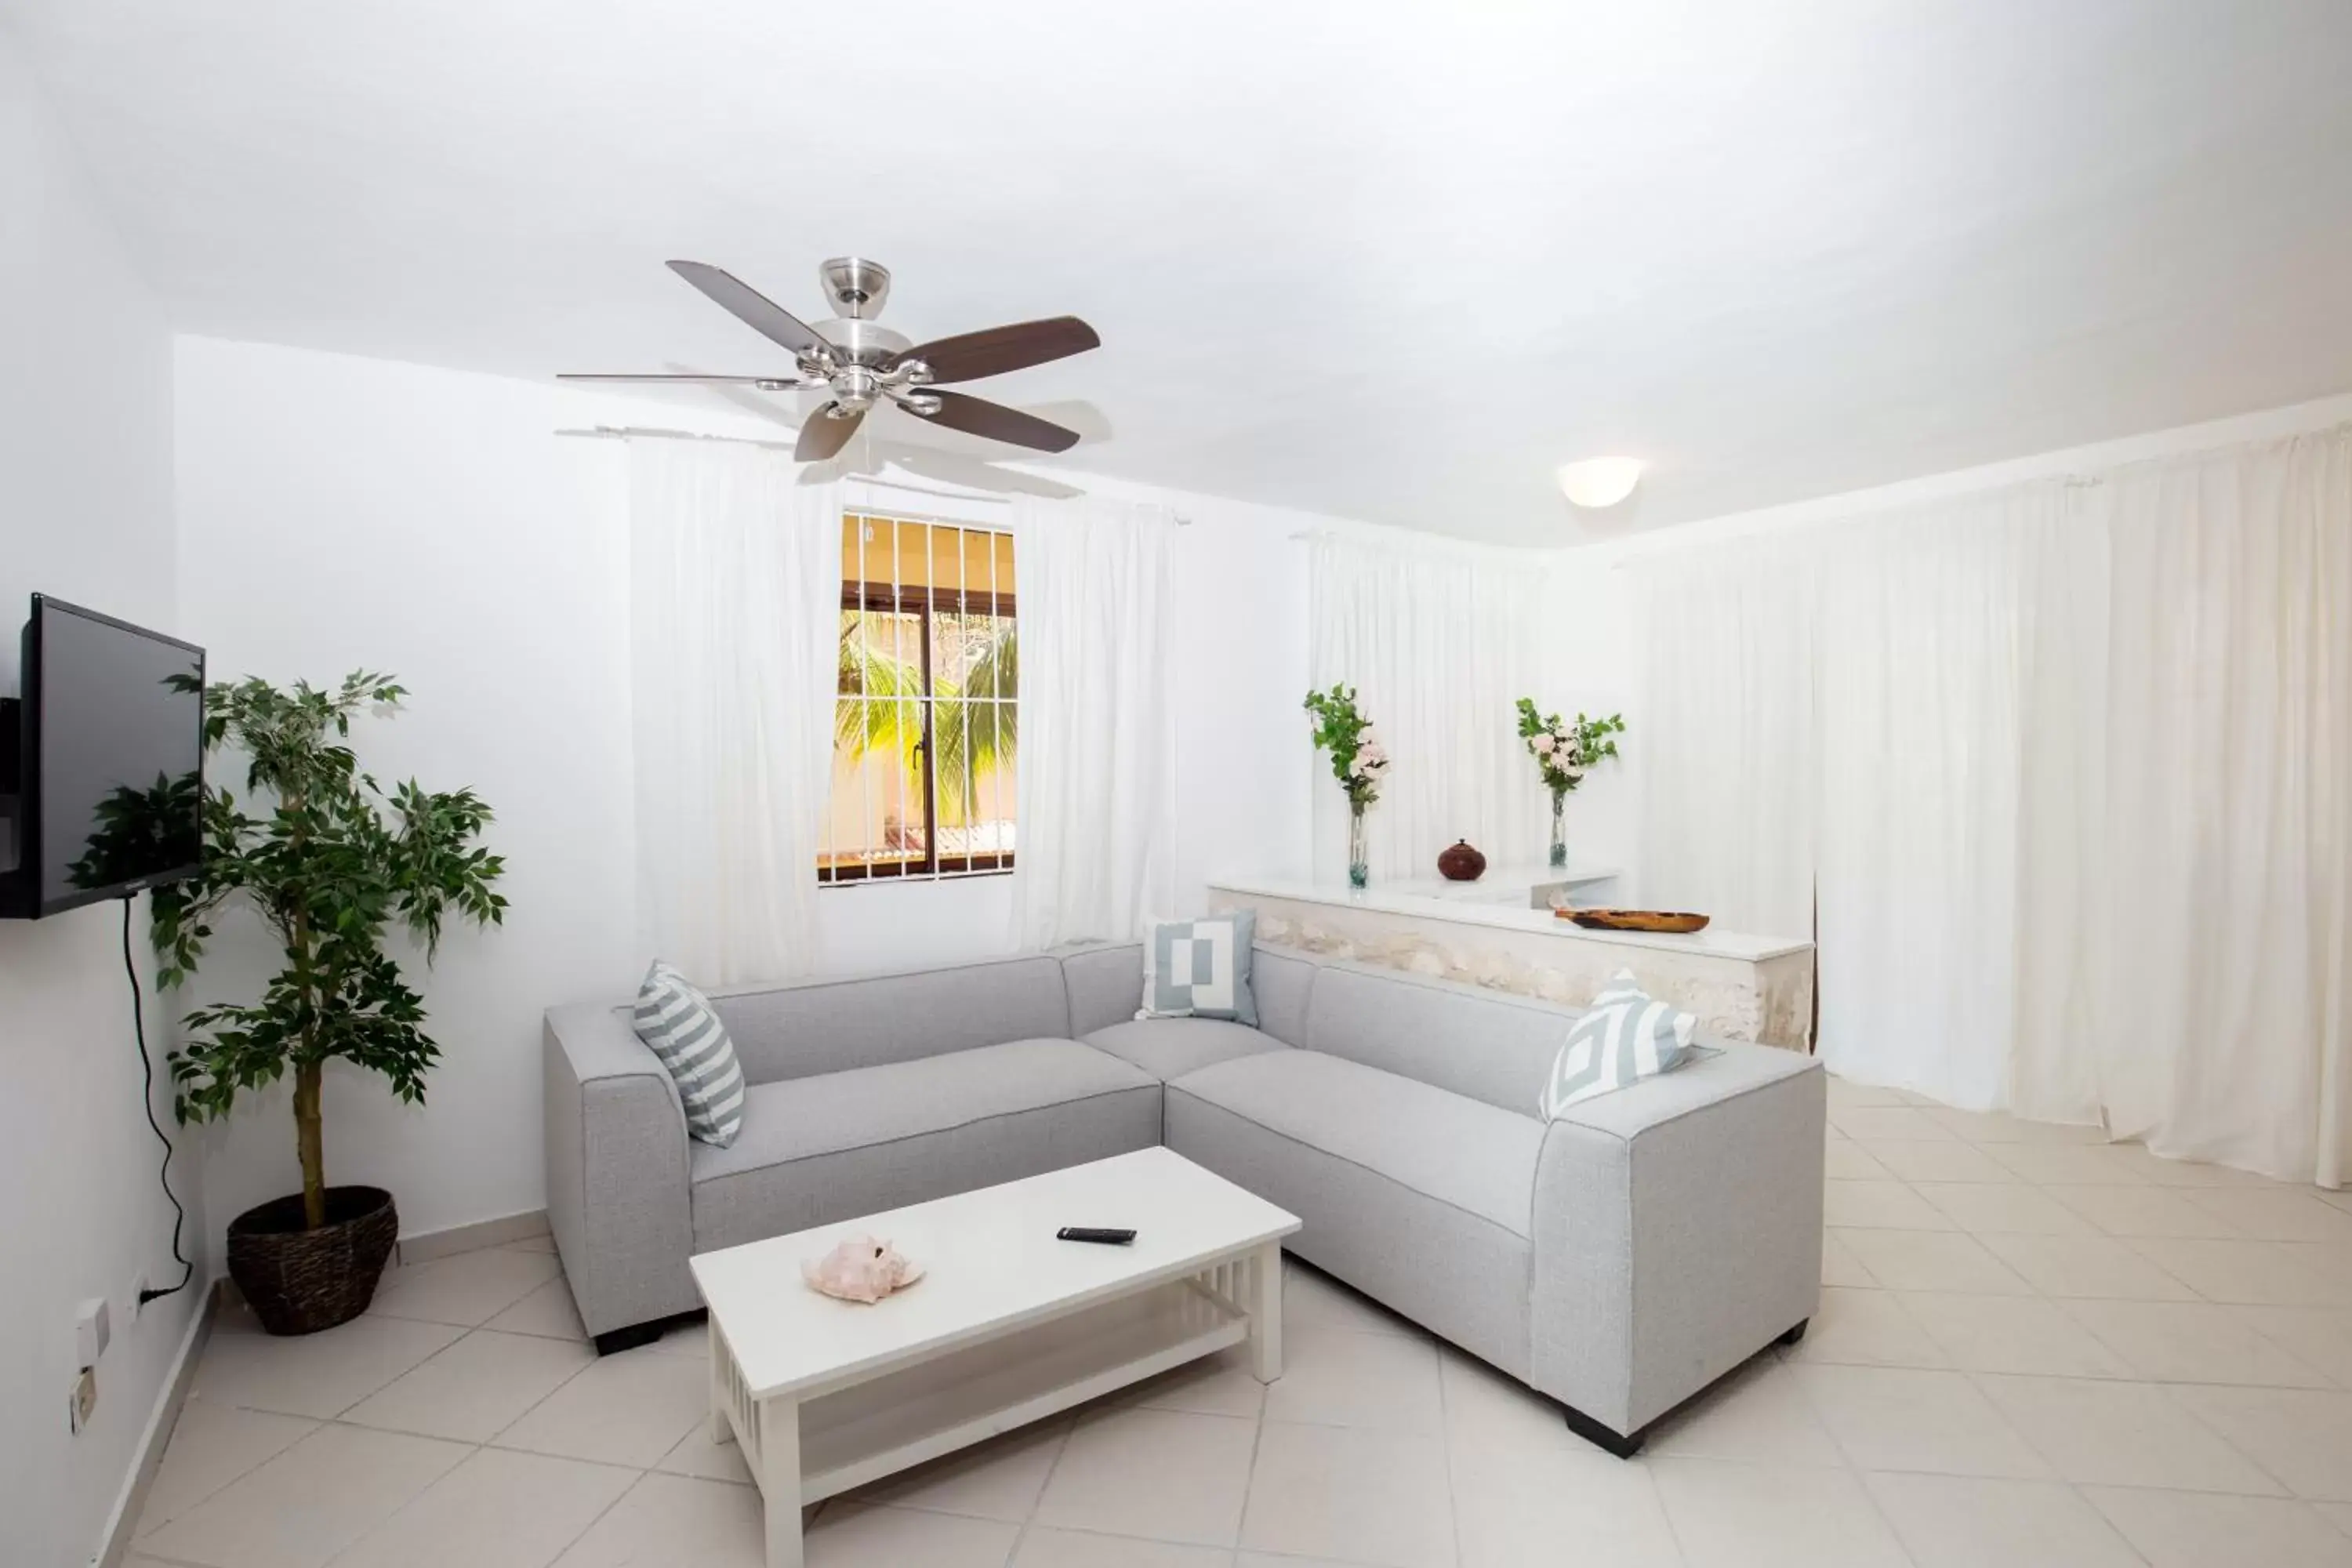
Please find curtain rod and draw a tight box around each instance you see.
[554,423,795,452]
[846,477,1010,506]
[555,423,1137,511]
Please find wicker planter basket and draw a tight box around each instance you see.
[226,1185,399,1335]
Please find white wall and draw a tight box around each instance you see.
[0,36,206,1568]
[172,336,1319,1245]
[174,340,655,1248]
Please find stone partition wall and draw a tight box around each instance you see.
[1210,889,1814,1051]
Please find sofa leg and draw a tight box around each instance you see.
[1777,1318,1809,1347]
[593,1322,664,1356]
[1559,1401,1646,1459]
[592,1306,706,1356]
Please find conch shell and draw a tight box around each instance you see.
[801,1233,926,1304]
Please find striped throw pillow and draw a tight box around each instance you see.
[1539,968,1696,1120]
[631,961,746,1148]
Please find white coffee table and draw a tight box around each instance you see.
[688,1146,1301,1567]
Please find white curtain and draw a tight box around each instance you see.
[1006,496,1174,948]
[628,441,837,985]
[1630,543,1819,938]
[2080,433,2352,1182]
[1994,491,2112,1123]
[1632,427,2352,1185]
[1307,532,1553,881]
[1811,486,2071,1109]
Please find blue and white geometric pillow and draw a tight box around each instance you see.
[631,960,747,1148]
[1138,911,1259,1027]
[1538,968,1696,1120]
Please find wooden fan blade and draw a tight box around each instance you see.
[667,260,830,358]
[557,373,808,386]
[895,317,1099,384]
[796,404,866,462]
[909,390,1080,452]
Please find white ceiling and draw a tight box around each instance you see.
[13,0,2352,543]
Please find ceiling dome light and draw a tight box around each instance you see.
[1555,457,1644,509]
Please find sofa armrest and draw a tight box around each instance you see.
[543,1003,700,1338]
[1527,1048,1824,1435]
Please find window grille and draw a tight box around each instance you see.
[820,514,1017,883]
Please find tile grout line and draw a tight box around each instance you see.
[1435,1345,1465,1568]
[554,1466,682,1568]
[1229,1264,1288,1565]
[318,1312,652,1568]
[1236,1389,1270,1568]
[999,1408,1080,1566]
[123,1405,321,1546]
[134,1307,499,1550]
[190,1290,690,1568]
[1822,1143,2348,1514]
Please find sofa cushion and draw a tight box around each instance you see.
[689,1038,1160,1254]
[1172,1049,1542,1237]
[1248,948,1320,1047]
[1140,911,1258,1025]
[710,954,1072,1085]
[1306,962,1574,1115]
[1539,970,1697,1120]
[631,962,747,1148]
[1060,943,1148,1036]
[1083,1018,1287,1083]
[1167,1049,1541,1374]
[1062,942,1320,1045]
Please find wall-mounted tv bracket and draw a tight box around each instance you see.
[1,696,24,909]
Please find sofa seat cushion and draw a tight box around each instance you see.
[1167,1048,1543,1374]
[1171,1049,1542,1237]
[1083,1018,1287,1083]
[689,1038,1160,1254]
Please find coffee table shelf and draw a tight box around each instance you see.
[794,1276,1247,1500]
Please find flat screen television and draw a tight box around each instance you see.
[2,595,206,917]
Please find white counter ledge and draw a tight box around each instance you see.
[1207,877,1815,1051]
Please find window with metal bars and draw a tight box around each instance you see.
[821,514,1017,882]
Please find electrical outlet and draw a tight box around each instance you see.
[129,1270,150,1323]
[69,1367,96,1434]
[74,1298,110,1369]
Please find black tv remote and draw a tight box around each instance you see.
[1056,1226,1137,1245]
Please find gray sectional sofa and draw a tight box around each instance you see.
[543,941,1823,1454]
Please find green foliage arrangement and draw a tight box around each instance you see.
[150,673,507,1230]
[1515,697,1626,795]
[1303,684,1391,808]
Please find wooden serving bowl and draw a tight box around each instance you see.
[1557,908,1711,934]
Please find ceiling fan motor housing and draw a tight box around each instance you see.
[808,317,913,369]
[819,256,891,320]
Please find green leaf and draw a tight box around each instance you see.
[153,672,504,1166]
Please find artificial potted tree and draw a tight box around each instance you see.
[152,673,506,1334]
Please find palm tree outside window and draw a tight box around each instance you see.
[822,514,1018,881]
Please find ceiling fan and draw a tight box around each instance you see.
[561,258,1099,462]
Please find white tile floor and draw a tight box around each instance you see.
[129,1078,2352,1568]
